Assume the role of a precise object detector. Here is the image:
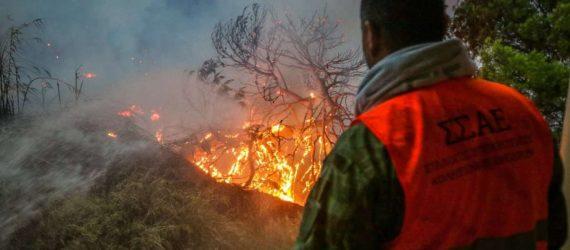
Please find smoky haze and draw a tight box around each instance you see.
[0,0,459,245]
[0,0,365,91]
[0,0,457,91]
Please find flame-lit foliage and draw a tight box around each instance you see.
[189,124,327,203]
[204,4,363,136]
[192,4,363,203]
[114,105,324,203]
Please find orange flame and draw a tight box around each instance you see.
[155,129,164,144]
[150,112,161,122]
[113,104,327,204]
[118,110,133,117]
[189,124,328,204]
[118,105,144,117]
[107,131,118,139]
[84,72,96,79]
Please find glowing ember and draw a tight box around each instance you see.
[117,105,144,117]
[107,131,118,139]
[155,129,164,144]
[118,110,133,117]
[150,112,161,122]
[309,92,316,99]
[242,122,251,129]
[271,124,285,134]
[84,72,96,79]
[202,133,213,142]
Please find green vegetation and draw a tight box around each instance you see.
[452,0,570,135]
[480,41,569,136]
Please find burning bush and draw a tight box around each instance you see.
[182,4,364,204]
[4,106,301,249]
[92,4,362,205]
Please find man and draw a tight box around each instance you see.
[295,0,567,249]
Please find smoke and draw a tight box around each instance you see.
[107,69,249,137]
[0,0,362,89]
[0,0,228,87]
[0,68,254,244]
[0,103,153,243]
[0,0,459,244]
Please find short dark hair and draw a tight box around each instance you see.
[361,0,447,49]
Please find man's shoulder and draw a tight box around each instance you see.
[325,124,389,173]
[334,124,382,154]
[461,78,539,105]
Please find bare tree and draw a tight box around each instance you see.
[194,4,363,201]
[204,4,362,140]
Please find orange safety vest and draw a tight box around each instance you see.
[354,77,553,249]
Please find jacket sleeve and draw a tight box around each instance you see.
[294,124,404,250]
[548,143,567,249]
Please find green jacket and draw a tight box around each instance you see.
[295,124,567,249]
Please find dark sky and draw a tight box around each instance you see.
[0,0,459,89]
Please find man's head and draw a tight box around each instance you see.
[360,0,447,67]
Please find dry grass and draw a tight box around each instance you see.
[6,136,301,250]
[15,176,300,249]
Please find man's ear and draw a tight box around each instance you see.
[362,20,381,67]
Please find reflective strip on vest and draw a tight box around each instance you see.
[355,77,554,249]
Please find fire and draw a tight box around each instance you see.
[242,122,251,129]
[118,105,144,117]
[271,124,285,134]
[118,110,133,117]
[155,129,164,144]
[271,124,294,138]
[107,131,118,139]
[115,106,162,144]
[202,132,213,142]
[189,123,328,204]
[150,112,161,122]
[84,72,96,79]
[112,104,329,204]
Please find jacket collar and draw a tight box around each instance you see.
[355,39,477,115]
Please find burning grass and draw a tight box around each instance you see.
[1,4,364,247]
[179,4,363,204]
[3,108,302,249]
[186,123,327,204]
[115,104,328,204]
